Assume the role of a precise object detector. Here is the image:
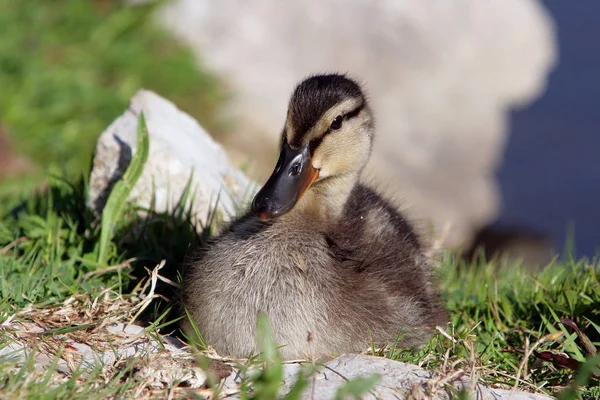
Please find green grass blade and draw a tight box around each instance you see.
[282,368,312,400]
[557,353,600,400]
[97,113,150,266]
[183,307,207,350]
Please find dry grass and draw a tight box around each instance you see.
[0,262,232,399]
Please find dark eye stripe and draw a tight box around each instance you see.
[343,103,363,120]
[308,103,365,155]
[309,136,323,155]
[326,103,363,133]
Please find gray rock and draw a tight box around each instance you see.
[0,342,26,364]
[2,321,551,399]
[158,0,557,249]
[490,389,555,400]
[280,354,439,399]
[223,354,554,400]
[88,89,255,228]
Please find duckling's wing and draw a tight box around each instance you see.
[324,234,368,272]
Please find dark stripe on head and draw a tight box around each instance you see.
[308,103,365,155]
[288,74,364,148]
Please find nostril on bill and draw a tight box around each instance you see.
[289,162,301,176]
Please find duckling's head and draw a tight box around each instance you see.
[252,74,374,220]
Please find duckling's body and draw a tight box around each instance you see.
[183,74,446,360]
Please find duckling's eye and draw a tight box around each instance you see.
[330,115,343,130]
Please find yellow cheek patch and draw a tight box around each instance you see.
[311,131,370,178]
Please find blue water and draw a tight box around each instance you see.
[495,1,600,258]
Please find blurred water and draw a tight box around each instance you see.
[496,1,600,258]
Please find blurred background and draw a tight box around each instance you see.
[0,0,597,264]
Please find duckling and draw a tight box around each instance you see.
[183,74,447,360]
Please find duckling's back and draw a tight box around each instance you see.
[327,184,448,340]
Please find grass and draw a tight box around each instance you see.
[0,0,224,191]
[0,292,151,400]
[386,255,600,397]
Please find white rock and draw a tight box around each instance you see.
[223,354,554,400]
[158,0,557,248]
[280,354,439,399]
[106,322,145,336]
[0,342,26,364]
[491,389,555,400]
[88,90,255,228]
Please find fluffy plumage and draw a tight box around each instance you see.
[183,74,447,360]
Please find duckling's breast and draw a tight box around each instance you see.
[184,215,349,358]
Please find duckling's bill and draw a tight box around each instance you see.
[252,141,319,220]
